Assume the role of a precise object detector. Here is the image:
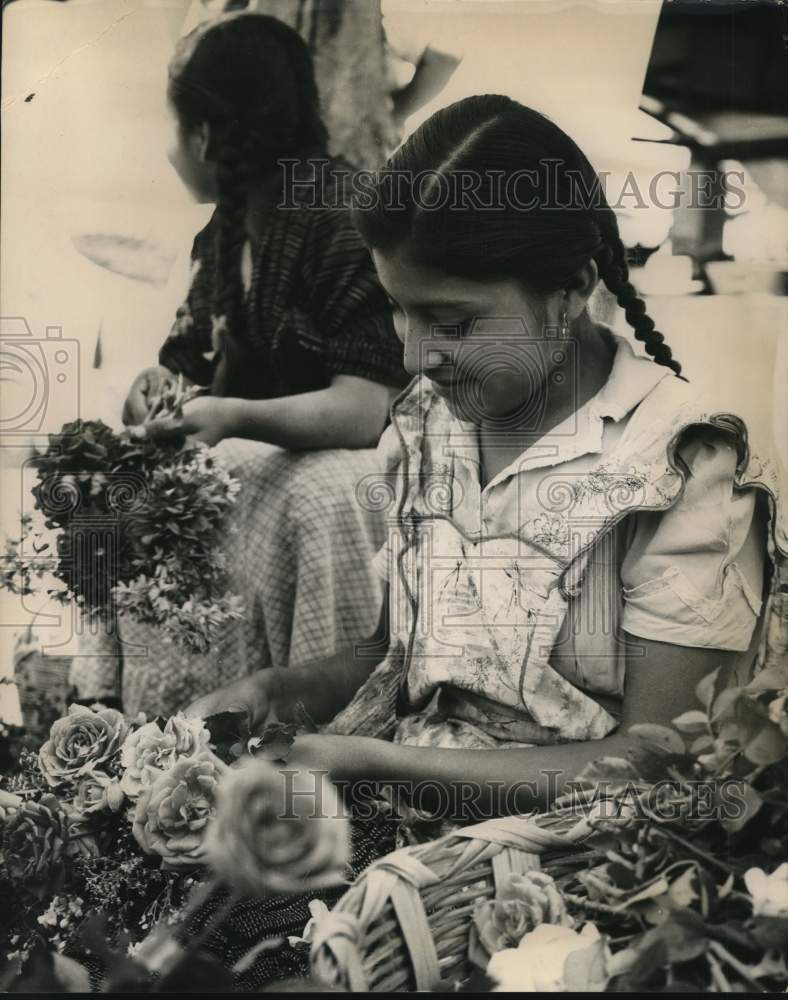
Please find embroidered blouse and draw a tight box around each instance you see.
[371,334,772,750]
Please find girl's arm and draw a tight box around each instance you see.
[184,591,389,725]
[141,374,400,449]
[289,638,742,819]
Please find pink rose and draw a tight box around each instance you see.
[120,715,212,800]
[132,751,227,870]
[39,704,128,787]
[1,794,69,882]
[71,768,125,815]
[205,759,350,896]
[474,871,574,956]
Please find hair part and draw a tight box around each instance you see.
[353,95,683,378]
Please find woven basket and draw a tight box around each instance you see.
[310,807,599,992]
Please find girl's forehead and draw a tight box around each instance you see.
[371,249,531,311]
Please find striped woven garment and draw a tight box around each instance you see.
[159,158,407,401]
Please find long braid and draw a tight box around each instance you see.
[593,223,686,380]
[563,130,686,381]
[563,145,686,380]
[211,126,255,396]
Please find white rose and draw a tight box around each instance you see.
[487,922,607,992]
[120,714,212,799]
[205,759,350,897]
[744,863,788,918]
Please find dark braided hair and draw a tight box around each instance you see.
[353,95,684,379]
[168,13,329,395]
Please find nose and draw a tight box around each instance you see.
[403,322,452,378]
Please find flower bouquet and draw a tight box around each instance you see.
[2,379,243,651]
[0,702,350,993]
[311,662,788,993]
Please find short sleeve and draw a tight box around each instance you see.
[301,208,408,389]
[620,426,767,652]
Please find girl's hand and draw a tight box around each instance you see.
[184,672,271,729]
[123,366,176,426]
[136,396,240,447]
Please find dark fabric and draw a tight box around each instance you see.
[159,160,407,400]
[182,815,397,991]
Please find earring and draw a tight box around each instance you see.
[560,307,569,339]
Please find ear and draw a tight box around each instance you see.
[188,122,212,163]
[565,259,599,320]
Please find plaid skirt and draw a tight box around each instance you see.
[69,440,386,717]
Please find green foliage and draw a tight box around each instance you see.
[555,662,788,993]
[1,419,244,650]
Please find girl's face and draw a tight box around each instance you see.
[166,103,217,203]
[373,249,568,428]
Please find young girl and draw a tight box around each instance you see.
[70,13,407,716]
[185,96,786,983]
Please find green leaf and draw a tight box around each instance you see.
[696,667,723,710]
[667,867,699,908]
[689,734,715,755]
[750,916,788,952]
[735,698,787,765]
[642,914,708,963]
[204,709,251,764]
[720,781,762,833]
[625,936,668,986]
[621,876,670,907]
[672,710,709,735]
[248,722,299,763]
[628,724,686,755]
[710,686,743,724]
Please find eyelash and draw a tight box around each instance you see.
[386,298,474,338]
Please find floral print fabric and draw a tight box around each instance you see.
[371,335,787,750]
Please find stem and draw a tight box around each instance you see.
[707,951,732,993]
[656,827,735,874]
[563,892,632,917]
[708,940,762,991]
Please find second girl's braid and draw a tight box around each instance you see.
[594,236,686,380]
[211,124,254,395]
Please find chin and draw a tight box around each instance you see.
[441,392,481,424]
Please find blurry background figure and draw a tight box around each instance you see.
[181,0,461,169]
[642,0,787,282]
